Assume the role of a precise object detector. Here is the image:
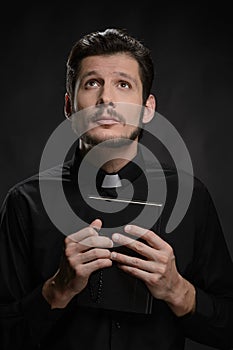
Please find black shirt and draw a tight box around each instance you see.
[1,147,233,350]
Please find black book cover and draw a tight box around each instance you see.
[76,197,162,314]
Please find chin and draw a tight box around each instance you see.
[82,135,132,148]
[81,128,141,148]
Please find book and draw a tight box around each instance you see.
[76,196,162,314]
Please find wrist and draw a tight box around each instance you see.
[42,277,77,309]
[166,275,196,317]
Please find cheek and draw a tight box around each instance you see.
[75,92,96,111]
[75,98,86,111]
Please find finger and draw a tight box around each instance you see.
[124,224,167,250]
[111,251,155,272]
[80,235,113,250]
[112,233,156,260]
[76,258,113,276]
[67,219,102,243]
[117,263,152,283]
[90,218,102,231]
[67,226,98,243]
[79,248,112,264]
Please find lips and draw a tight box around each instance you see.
[94,116,121,125]
[90,106,126,126]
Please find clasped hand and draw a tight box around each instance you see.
[51,219,195,315]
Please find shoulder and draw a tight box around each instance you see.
[3,160,72,204]
[145,160,207,192]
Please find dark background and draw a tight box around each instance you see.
[0,2,232,349]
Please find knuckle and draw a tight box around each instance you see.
[66,242,81,256]
[149,275,159,286]
[90,249,99,259]
[88,227,97,236]
[134,241,144,252]
[158,265,166,275]
[67,255,75,266]
[147,230,154,240]
[95,259,104,268]
[166,244,174,255]
[160,254,169,265]
[64,246,72,258]
[64,236,71,246]
[132,257,140,266]
[88,236,96,246]
[75,265,85,277]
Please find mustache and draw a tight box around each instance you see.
[90,105,126,124]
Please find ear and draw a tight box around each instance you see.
[142,94,156,124]
[64,93,72,119]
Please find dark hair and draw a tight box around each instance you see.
[66,28,154,105]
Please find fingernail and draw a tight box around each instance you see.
[111,252,117,259]
[112,233,119,241]
[124,225,131,233]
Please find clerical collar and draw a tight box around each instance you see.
[70,145,146,190]
[101,174,122,188]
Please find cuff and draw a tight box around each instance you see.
[180,287,214,323]
[21,284,65,343]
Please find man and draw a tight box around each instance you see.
[0,28,233,350]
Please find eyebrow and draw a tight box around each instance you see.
[80,70,138,86]
[115,71,138,86]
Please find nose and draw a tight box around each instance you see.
[96,84,115,106]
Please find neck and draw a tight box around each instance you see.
[79,139,138,173]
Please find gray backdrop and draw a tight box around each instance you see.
[0,2,232,349]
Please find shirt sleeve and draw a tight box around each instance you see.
[179,185,233,349]
[0,188,65,349]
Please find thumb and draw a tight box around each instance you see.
[90,218,102,232]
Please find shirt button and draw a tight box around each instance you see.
[115,321,121,329]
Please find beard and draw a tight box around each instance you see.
[80,126,142,148]
[71,103,146,148]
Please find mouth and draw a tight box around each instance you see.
[89,105,126,126]
[91,108,124,125]
[94,115,121,125]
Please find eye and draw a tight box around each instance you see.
[118,81,131,89]
[85,79,100,89]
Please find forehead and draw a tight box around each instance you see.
[79,53,141,79]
